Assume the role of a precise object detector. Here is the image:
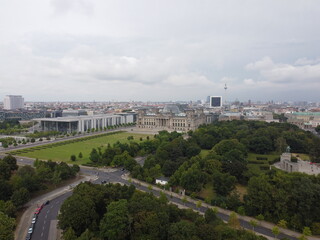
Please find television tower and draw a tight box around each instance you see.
[224,83,228,110]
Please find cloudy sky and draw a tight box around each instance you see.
[0,0,319,102]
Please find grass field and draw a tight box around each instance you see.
[235,184,247,201]
[198,182,215,202]
[199,149,210,158]
[293,153,310,161]
[11,132,152,164]
[246,152,279,162]
[246,152,279,174]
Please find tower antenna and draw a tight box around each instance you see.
[224,83,228,110]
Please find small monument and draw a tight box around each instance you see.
[279,146,299,173]
[276,146,320,175]
[286,146,291,153]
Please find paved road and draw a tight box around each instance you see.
[27,167,301,240]
[32,192,72,240]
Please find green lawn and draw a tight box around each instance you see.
[11,132,152,164]
[235,184,247,202]
[293,153,310,161]
[247,152,279,162]
[246,152,279,174]
[199,149,210,158]
[198,182,215,202]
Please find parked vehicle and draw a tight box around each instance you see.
[34,207,41,214]
[25,233,32,240]
[27,227,33,234]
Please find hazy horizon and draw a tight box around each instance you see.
[1,1,319,102]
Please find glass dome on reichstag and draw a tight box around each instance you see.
[162,104,180,114]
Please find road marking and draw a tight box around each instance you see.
[41,232,43,237]
[45,214,47,219]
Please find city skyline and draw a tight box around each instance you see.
[0,1,320,102]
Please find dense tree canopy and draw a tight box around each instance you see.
[59,182,266,240]
[0,156,80,239]
[245,171,320,231]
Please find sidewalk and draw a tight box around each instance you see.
[123,174,320,240]
[14,175,95,240]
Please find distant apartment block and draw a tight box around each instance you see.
[286,112,320,130]
[3,95,24,110]
[0,110,46,121]
[62,109,87,117]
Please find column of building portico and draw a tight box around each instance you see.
[79,119,83,132]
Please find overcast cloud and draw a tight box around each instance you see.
[0,0,319,102]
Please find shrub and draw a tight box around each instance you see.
[268,157,280,164]
[259,165,270,170]
[248,160,264,164]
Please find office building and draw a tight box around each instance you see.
[3,95,24,110]
[0,110,46,121]
[35,113,135,133]
[210,96,222,108]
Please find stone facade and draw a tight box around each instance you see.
[277,152,320,175]
[279,153,299,173]
[136,107,206,132]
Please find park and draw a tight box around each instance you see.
[8,131,152,164]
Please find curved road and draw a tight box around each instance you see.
[28,165,301,240]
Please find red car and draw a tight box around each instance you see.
[34,208,41,214]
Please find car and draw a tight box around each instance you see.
[45,200,50,205]
[27,227,33,234]
[34,208,41,214]
[31,217,36,224]
[101,180,107,184]
[25,233,32,240]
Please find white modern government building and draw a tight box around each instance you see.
[35,113,135,133]
[3,95,24,110]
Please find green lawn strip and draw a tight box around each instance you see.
[247,152,278,162]
[247,164,266,175]
[199,149,210,158]
[293,153,310,161]
[15,132,152,164]
[235,184,247,202]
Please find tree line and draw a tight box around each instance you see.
[0,155,79,240]
[58,182,267,240]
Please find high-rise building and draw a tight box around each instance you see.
[210,96,222,108]
[3,95,24,110]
